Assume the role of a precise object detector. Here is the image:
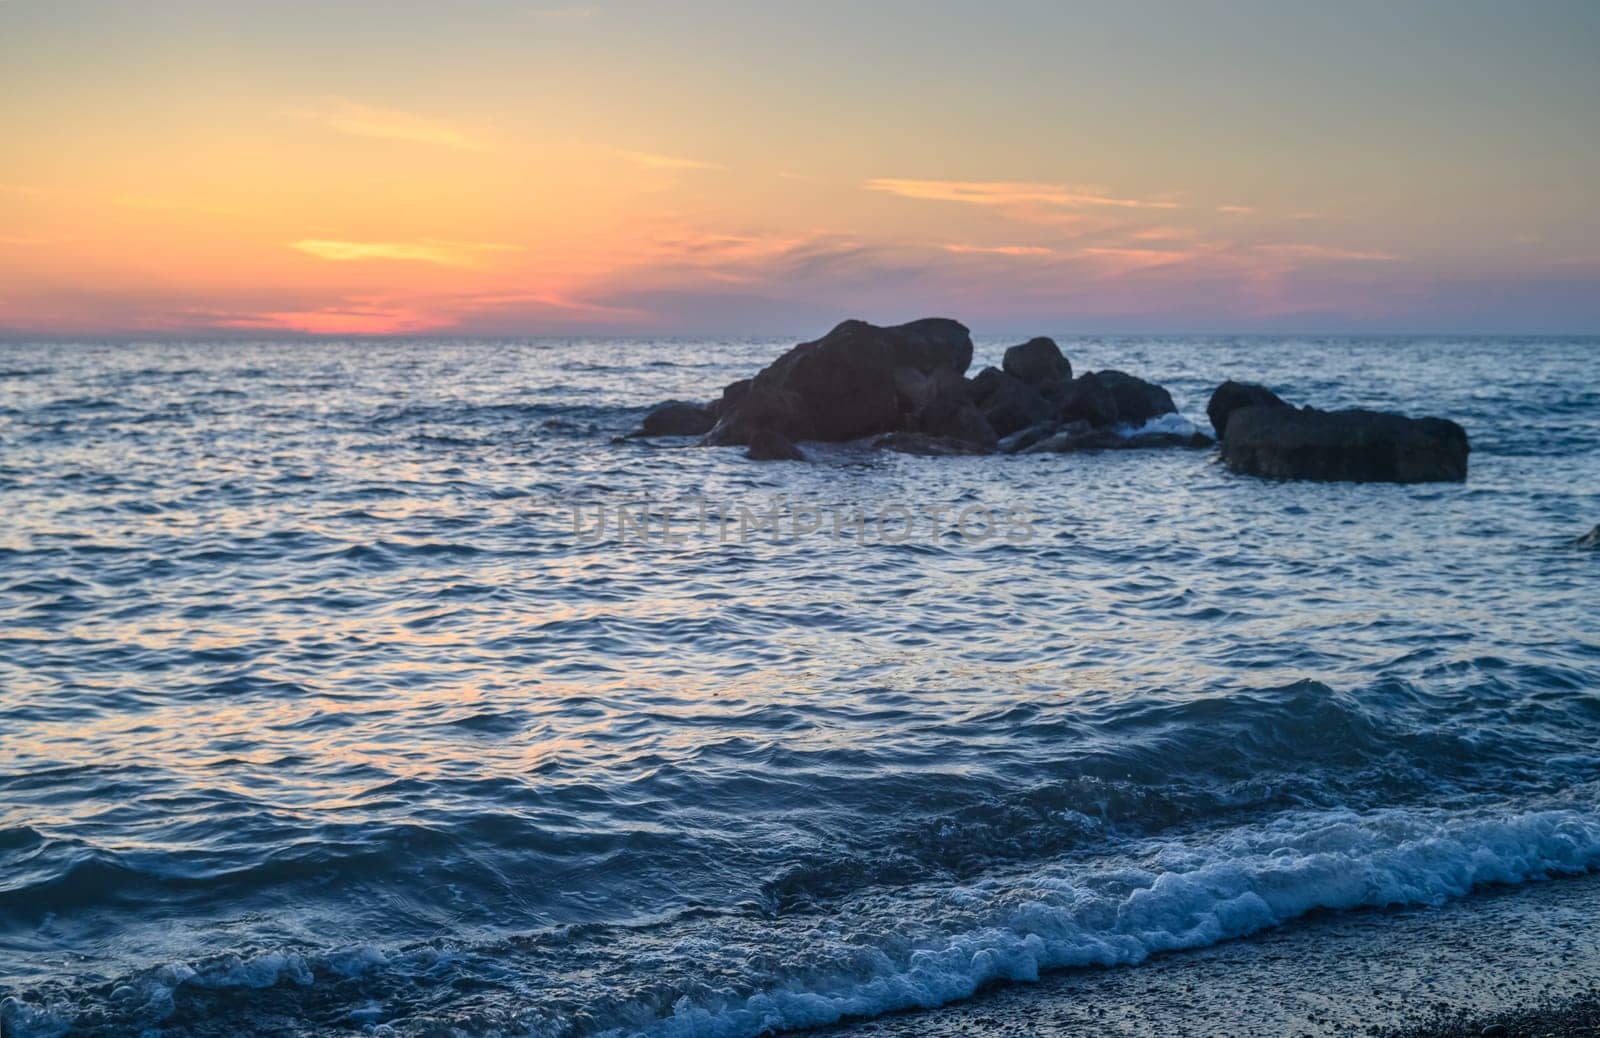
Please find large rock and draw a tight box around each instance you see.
[1055,373,1121,428]
[708,378,751,420]
[975,371,1053,437]
[1089,370,1177,426]
[1002,337,1071,386]
[1206,381,1290,438]
[703,385,815,446]
[746,430,806,461]
[1575,524,1600,549]
[636,400,715,437]
[1221,406,1469,483]
[711,318,974,444]
[896,367,997,448]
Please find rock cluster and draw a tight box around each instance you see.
[635,318,1205,459]
[632,317,1473,483]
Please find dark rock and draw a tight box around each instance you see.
[708,378,751,420]
[975,371,1053,437]
[1014,419,1212,454]
[1575,524,1600,549]
[967,366,1008,405]
[895,367,997,448]
[702,385,815,446]
[1089,370,1177,426]
[636,400,715,437]
[1020,421,1105,453]
[1206,380,1291,438]
[722,317,973,443]
[1002,337,1071,386]
[997,421,1062,454]
[871,432,994,456]
[1221,406,1469,482]
[745,430,806,461]
[1056,373,1121,428]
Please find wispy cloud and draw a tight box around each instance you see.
[1079,246,1198,271]
[532,5,597,16]
[1254,243,1396,262]
[1216,204,1257,215]
[0,234,55,246]
[942,244,1053,256]
[865,178,1181,210]
[288,99,486,151]
[290,238,523,268]
[0,183,47,196]
[616,150,722,171]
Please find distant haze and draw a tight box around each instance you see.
[1,0,1597,337]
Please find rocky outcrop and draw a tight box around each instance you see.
[745,430,806,461]
[635,400,715,437]
[703,317,974,445]
[637,317,1201,463]
[1575,524,1600,549]
[1002,337,1072,386]
[1220,405,1469,483]
[1206,381,1290,439]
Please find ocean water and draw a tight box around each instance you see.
[1,334,1597,1037]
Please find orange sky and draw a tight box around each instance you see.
[3,1,1597,336]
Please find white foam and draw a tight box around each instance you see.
[612,805,1600,1038]
[1117,412,1205,439]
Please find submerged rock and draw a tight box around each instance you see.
[871,431,994,456]
[1206,381,1291,439]
[745,430,806,461]
[636,400,715,437]
[1002,337,1072,386]
[1007,416,1212,454]
[1221,405,1469,483]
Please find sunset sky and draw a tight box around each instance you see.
[2,0,1597,337]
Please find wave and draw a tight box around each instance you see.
[6,800,1598,1037]
[608,804,1600,1038]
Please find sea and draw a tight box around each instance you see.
[1,333,1597,1037]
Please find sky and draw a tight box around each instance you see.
[1,0,1598,337]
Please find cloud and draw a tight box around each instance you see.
[1216,204,1257,215]
[1254,243,1396,262]
[290,238,523,268]
[864,178,1181,211]
[0,235,54,246]
[532,5,597,16]
[0,183,46,196]
[1078,246,1199,272]
[615,150,722,171]
[288,99,485,150]
[942,244,1054,256]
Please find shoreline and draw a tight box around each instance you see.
[816,869,1600,1038]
